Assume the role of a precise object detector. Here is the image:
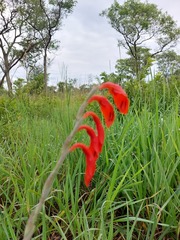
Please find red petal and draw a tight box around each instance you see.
[84,161,96,187]
[70,143,90,156]
[78,125,96,140]
[83,111,105,152]
[99,82,127,95]
[99,82,130,114]
[70,143,97,187]
[88,95,115,127]
[113,93,129,114]
[78,125,100,157]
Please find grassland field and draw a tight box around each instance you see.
[0,84,179,239]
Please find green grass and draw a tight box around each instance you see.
[0,89,179,239]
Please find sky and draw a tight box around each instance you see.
[11,0,180,86]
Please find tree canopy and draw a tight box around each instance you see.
[0,0,76,93]
[156,50,180,79]
[0,0,36,92]
[101,0,180,80]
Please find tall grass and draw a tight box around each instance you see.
[0,85,179,239]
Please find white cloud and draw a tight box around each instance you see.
[49,0,121,85]
[49,0,180,85]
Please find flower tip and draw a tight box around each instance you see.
[117,95,130,114]
[99,82,130,114]
[88,95,115,128]
[85,179,90,187]
[70,143,89,155]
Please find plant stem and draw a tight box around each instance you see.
[23,86,98,240]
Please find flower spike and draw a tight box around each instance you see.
[88,95,115,127]
[71,83,129,187]
[23,83,130,240]
[99,82,130,114]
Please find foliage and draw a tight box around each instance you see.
[115,47,154,81]
[22,0,77,92]
[0,0,77,94]
[101,0,180,79]
[23,73,45,95]
[0,0,37,93]
[156,50,180,79]
[13,78,26,94]
[100,72,119,84]
[57,78,77,93]
[13,72,46,95]
[57,81,66,92]
[0,85,8,96]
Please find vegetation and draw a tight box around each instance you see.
[1,0,180,94]
[101,0,180,81]
[0,0,180,239]
[0,0,76,93]
[0,77,179,239]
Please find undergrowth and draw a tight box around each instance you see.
[0,85,179,239]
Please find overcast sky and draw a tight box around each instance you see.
[42,0,180,85]
[49,0,180,84]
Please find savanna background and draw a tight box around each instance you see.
[0,0,180,239]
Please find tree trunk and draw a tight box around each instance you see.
[6,71,13,94]
[3,53,13,94]
[135,60,139,80]
[43,50,47,93]
[134,45,139,80]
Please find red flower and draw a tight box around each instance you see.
[83,111,105,153]
[70,143,96,187]
[70,83,130,187]
[88,95,115,127]
[99,82,129,114]
[70,113,105,187]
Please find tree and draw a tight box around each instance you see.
[101,0,180,80]
[20,40,44,82]
[115,47,153,81]
[156,50,180,80]
[0,0,76,94]
[100,71,119,84]
[57,78,77,92]
[100,47,153,84]
[0,0,37,93]
[24,0,77,92]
